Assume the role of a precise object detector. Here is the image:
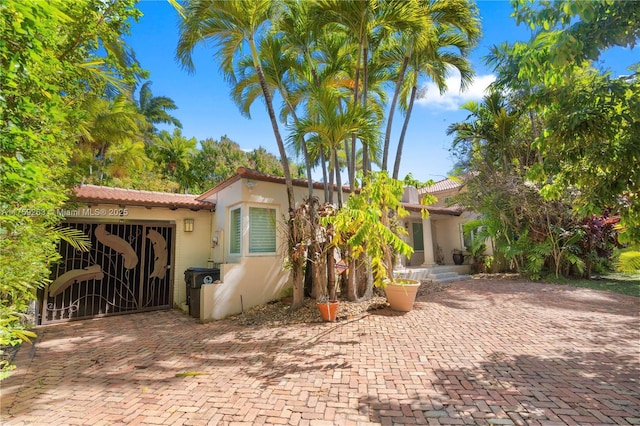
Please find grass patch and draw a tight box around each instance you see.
[545,272,640,297]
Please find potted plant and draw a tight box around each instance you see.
[316,250,340,322]
[452,248,465,265]
[317,295,339,321]
[325,172,435,312]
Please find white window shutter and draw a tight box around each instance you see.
[249,207,276,253]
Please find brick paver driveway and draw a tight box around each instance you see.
[2,280,638,425]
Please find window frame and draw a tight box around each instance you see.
[228,206,242,256]
[248,206,277,255]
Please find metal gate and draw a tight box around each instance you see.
[41,221,175,324]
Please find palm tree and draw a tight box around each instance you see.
[290,86,379,207]
[380,0,481,171]
[177,0,304,307]
[447,91,520,174]
[75,94,146,182]
[106,139,148,179]
[136,81,182,142]
[232,33,318,200]
[289,85,380,303]
[392,19,478,179]
[311,0,420,181]
[153,128,197,192]
[447,91,524,267]
[288,28,356,192]
[178,0,295,208]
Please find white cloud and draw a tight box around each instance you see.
[415,71,496,111]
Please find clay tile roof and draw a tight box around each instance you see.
[74,185,215,211]
[401,202,463,216]
[418,177,462,194]
[197,167,353,200]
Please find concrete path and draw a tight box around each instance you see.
[2,280,638,425]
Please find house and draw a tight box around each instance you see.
[401,178,477,264]
[194,168,351,321]
[42,168,471,325]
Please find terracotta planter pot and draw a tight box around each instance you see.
[384,280,421,312]
[317,300,339,322]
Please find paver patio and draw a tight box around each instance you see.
[1,280,638,426]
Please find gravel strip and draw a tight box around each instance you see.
[228,279,450,326]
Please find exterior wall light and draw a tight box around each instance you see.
[245,180,257,190]
[184,218,194,232]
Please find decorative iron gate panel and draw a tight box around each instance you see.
[41,221,174,324]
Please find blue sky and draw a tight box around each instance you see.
[127,0,633,184]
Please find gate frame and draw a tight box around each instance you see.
[39,218,176,325]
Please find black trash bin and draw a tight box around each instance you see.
[184,267,220,319]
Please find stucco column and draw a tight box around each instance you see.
[421,216,436,267]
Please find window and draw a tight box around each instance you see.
[249,207,276,253]
[229,207,241,254]
[412,222,424,251]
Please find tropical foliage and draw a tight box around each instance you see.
[448,0,639,278]
[326,172,420,291]
[1,0,145,375]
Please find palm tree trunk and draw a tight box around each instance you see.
[349,50,362,190]
[346,252,357,302]
[327,246,336,300]
[383,56,409,171]
[286,105,314,200]
[356,257,373,300]
[309,197,325,300]
[392,85,417,180]
[287,107,319,299]
[328,151,334,205]
[343,138,351,188]
[334,148,343,207]
[250,43,303,309]
[320,149,329,203]
[361,46,369,173]
[251,57,294,212]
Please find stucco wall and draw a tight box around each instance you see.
[423,187,466,265]
[200,178,338,320]
[63,203,213,307]
[433,216,463,264]
[201,257,290,320]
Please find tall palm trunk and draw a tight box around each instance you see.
[249,43,304,309]
[320,149,329,202]
[284,104,314,200]
[392,85,417,180]
[361,46,370,173]
[327,246,336,300]
[383,56,409,171]
[249,43,294,209]
[328,150,334,204]
[348,53,362,190]
[343,138,351,189]
[334,148,343,207]
[285,106,322,300]
[346,254,358,301]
